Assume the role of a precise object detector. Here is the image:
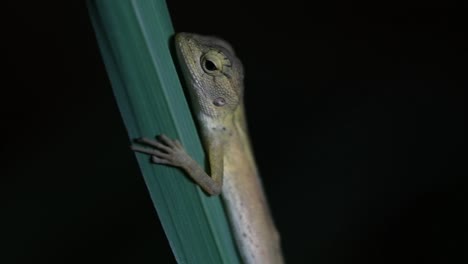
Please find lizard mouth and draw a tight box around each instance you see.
[174,33,209,114]
[175,33,196,82]
[174,32,207,95]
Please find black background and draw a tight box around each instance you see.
[2,1,465,264]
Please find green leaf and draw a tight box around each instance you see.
[87,1,241,263]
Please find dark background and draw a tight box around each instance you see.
[2,1,465,263]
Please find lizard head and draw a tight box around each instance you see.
[175,32,244,123]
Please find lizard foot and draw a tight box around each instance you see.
[131,134,191,168]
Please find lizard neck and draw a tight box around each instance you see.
[225,104,257,170]
[196,103,257,173]
[233,103,255,158]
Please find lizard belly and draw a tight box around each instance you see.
[222,154,283,264]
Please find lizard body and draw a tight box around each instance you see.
[132,33,284,264]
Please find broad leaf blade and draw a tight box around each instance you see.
[87,1,241,263]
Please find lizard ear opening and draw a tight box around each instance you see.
[213,97,226,107]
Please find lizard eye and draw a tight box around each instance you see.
[204,59,218,71]
[201,51,227,75]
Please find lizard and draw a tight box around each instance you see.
[131,32,284,264]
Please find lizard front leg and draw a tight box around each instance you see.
[131,134,223,195]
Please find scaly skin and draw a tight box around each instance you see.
[131,33,284,264]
